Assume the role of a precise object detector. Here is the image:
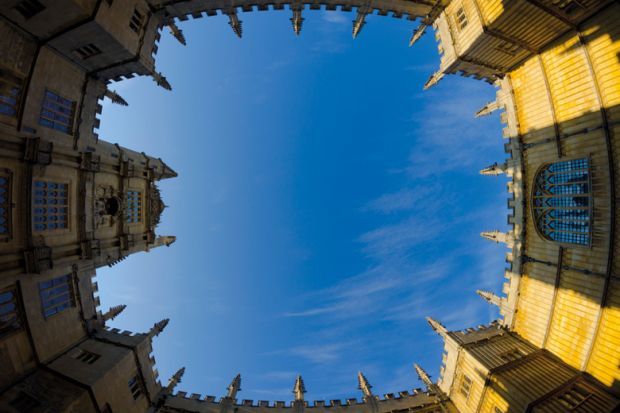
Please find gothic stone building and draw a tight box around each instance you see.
[0,0,619,412]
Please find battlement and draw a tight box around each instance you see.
[165,388,439,412]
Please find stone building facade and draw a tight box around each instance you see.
[0,0,619,412]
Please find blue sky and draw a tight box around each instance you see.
[97,10,508,402]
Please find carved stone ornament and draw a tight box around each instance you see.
[149,184,166,228]
[94,185,122,228]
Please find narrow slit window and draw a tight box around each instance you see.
[0,173,11,237]
[0,69,23,118]
[38,274,75,318]
[459,375,472,399]
[0,286,22,338]
[129,8,145,33]
[532,158,591,246]
[39,90,76,134]
[74,44,102,60]
[128,375,143,400]
[455,7,468,30]
[33,180,68,232]
[14,0,45,19]
[558,384,591,409]
[71,348,101,364]
[126,191,142,223]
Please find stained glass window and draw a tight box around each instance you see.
[0,286,22,337]
[39,90,76,134]
[533,158,591,246]
[126,191,142,223]
[38,274,75,318]
[33,180,68,231]
[0,69,22,118]
[0,175,9,235]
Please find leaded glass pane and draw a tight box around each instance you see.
[38,275,75,318]
[38,90,76,134]
[32,180,68,231]
[0,286,22,337]
[533,158,591,246]
[126,190,142,223]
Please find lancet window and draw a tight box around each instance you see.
[39,90,76,134]
[126,190,142,223]
[0,69,22,119]
[38,274,75,318]
[532,158,591,246]
[0,286,22,338]
[33,180,68,231]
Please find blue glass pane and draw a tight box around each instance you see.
[0,291,13,304]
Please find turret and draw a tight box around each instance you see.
[414,364,433,389]
[476,290,507,312]
[293,375,306,401]
[426,317,448,338]
[102,304,127,322]
[104,89,128,106]
[147,318,170,340]
[168,21,187,46]
[480,230,513,246]
[226,374,241,399]
[357,371,373,398]
[479,162,507,176]
[352,9,368,39]
[227,12,243,38]
[164,367,186,394]
[291,9,304,36]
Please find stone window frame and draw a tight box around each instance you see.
[0,169,13,241]
[129,7,145,34]
[32,179,70,233]
[38,89,76,135]
[531,157,592,247]
[454,5,468,31]
[128,374,143,400]
[13,0,45,20]
[0,285,23,339]
[38,274,76,319]
[70,347,101,364]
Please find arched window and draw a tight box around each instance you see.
[532,158,591,246]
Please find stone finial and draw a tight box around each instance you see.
[154,236,177,248]
[480,162,507,176]
[352,11,367,39]
[168,21,187,46]
[476,290,503,308]
[227,13,243,38]
[291,10,304,36]
[165,367,186,394]
[227,374,242,399]
[409,24,427,47]
[480,230,512,246]
[475,100,501,118]
[148,318,170,339]
[413,364,433,389]
[357,372,373,398]
[102,304,127,322]
[104,89,128,106]
[151,71,172,91]
[293,375,306,401]
[426,317,447,337]
[423,71,444,90]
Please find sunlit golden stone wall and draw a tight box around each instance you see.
[505,4,620,395]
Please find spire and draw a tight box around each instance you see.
[159,157,178,179]
[168,21,187,46]
[293,375,306,401]
[476,290,503,308]
[147,318,170,339]
[352,10,368,39]
[291,10,304,36]
[414,364,433,389]
[475,100,501,118]
[227,12,243,38]
[151,71,172,91]
[409,24,427,47]
[102,304,127,322]
[227,374,241,399]
[480,162,507,176]
[480,230,512,246]
[426,317,447,338]
[104,89,128,106]
[423,71,444,90]
[165,367,186,394]
[357,371,373,398]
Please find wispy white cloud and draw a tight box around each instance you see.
[321,11,349,25]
